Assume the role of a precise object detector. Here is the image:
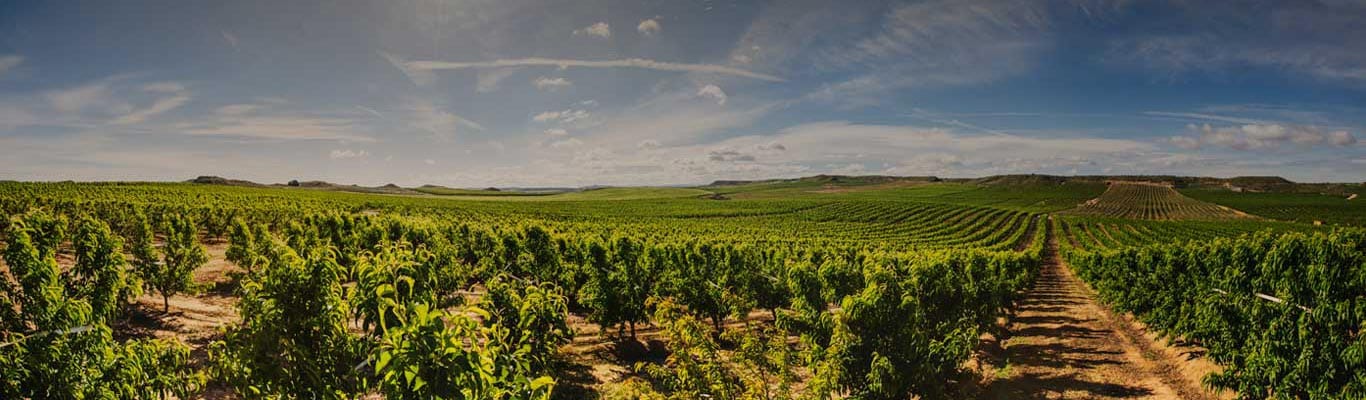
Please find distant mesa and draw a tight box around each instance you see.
[187,176,262,187]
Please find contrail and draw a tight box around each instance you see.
[388,54,784,82]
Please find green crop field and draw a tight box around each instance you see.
[1180,187,1365,226]
[0,177,1360,399]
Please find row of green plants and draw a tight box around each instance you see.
[0,181,1041,250]
[1,198,1045,398]
[1065,229,1366,399]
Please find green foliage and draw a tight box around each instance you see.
[1,212,203,399]
[1182,188,1366,226]
[809,250,1037,400]
[371,302,556,399]
[225,217,262,273]
[211,245,366,398]
[637,297,742,399]
[1067,229,1366,399]
[480,275,572,371]
[69,216,141,323]
[134,213,209,313]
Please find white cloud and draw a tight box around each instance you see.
[1330,130,1358,146]
[221,31,239,50]
[573,22,611,38]
[407,100,484,140]
[1107,2,1366,85]
[183,116,374,142]
[1173,123,1357,151]
[401,57,784,82]
[143,82,185,93]
[533,109,591,123]
[550,138,584,148]
[112,93,189,124]
[696,84,728,105]
[475,67,520,93]
[544,128,569,137]
[0,55,24,75]
[1144,111,1264,125]
[637,18,661,36]
[215,104,260,116]
[424,159,436,165]
[1169,136,1201,150]
[111,82,191,125]
[533,76,573,91]
[707,148,757,162]
[45,83,112,114]
[329,149,369,159]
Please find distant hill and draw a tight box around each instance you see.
[708,174,940,187]
[412,185,563,196]
[186,175,264,187]
[185,174,1357,197]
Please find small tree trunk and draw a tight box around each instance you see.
[629,320,637,339]
[163,294,170,314]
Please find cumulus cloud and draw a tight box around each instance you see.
[637,18,661,35]
[544,128,569,137]
[573,22,611,38]
[1173,123,1357,151]
[533,76,573,91]
[696,84,727,105]
[329,149,369,159]
[400,57,784,82]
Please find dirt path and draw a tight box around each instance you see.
[982,235,1219,400]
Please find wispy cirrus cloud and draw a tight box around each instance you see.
[183,116,374,142]
[1105,2,1366,85]
[393,57,785,82]
[112,82,191,125]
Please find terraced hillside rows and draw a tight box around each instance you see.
[1063,182,1253,220]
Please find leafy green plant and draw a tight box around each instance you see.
[1,212,203,398]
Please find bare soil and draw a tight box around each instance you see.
[975,236,1228,399]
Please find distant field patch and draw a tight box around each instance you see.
[1061,182,1253,220]
[1180,188,1364,226]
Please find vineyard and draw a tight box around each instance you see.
[0,178,1361,399]
[1062,182,1253,220]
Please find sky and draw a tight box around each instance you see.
[0,0,1363,186]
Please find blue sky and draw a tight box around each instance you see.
[0,0,1362,186]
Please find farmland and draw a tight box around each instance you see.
[0,177,1361,399]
